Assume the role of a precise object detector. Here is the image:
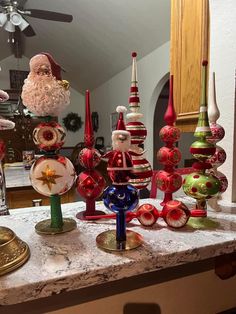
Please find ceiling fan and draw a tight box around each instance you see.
[0,0,73,37]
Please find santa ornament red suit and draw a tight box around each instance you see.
[103,106,133,184]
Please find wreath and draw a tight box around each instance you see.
[63,112,83,132]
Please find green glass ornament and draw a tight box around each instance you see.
[183,61,220,213]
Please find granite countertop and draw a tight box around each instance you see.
[4,166,31,188]
[1,198,236,306]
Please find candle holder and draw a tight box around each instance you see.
[0,90,30,276]
[206,72,228,209]
[76,90,106,220]
[21,53,77,235]
[126,52,152,190]
[156,75,182,206]
[183,61,221,214]
[96,106,143,251]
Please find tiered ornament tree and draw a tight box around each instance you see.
[126,52,152,190]
[156,75,182,206]
[21,53,77,234]
[0,90,30,276]
[183,61,221,214]
[76,90,106,220]
[96,106,142,251]
[207,72,228,207]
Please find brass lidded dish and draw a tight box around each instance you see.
[0,226,30,276]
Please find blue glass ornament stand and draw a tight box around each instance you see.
[96,184,143,251]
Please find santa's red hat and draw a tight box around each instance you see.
[40,52,62,80]
[113,106,130,136]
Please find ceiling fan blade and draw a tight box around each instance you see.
[24,9,73,22]
[22,24,36,37]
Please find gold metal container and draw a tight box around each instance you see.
[0,226,30,276]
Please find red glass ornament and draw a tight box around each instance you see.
[33,121,65,151]
[159,125,180,143]
[156,170,182,193]
[79,148,101,169]
[157,146,181,166]
[136,203,159,226]
[162,200,190,228]
[76,169,106,200]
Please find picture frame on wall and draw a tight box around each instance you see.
[110,112,118,132]
[9,70,29,90]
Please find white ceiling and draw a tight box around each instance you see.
[0,0,171,93]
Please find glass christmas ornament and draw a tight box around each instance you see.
[76,90,106,220]
[87,200,191,229]
[96,106,143,251]
[156,170,182,193]
[21,53,77,235]
[183,62,221,214]
[155,75,182,206]
[159,125,181,143]
[206,72,228,208]
[126,52,152,190]
[157,146,181,166]
[183,172,220,199]
[33,121,66,152]
[30,155,76,197]
[136,203,159,227]
[79,147,101,169]
[162,200,190,228]
[76,169,105,199]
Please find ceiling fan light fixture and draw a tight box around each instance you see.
[0,13,7,27]
[18,17,29,31]
[10,12,22,26]
[4,20,15,32]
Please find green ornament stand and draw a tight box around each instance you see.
[35,194,76,235]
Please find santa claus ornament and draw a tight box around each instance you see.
[183,61,221,215]
[156,75,182,206]
[96,106,143,251]
[22,53,77,235]
[126,52,152,190]
[76,90,106,219]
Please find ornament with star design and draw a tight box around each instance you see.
[76,169,105,199]
[30,155,76,196]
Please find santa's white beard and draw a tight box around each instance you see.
[21,73,70,116]
[112,134,131,152]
